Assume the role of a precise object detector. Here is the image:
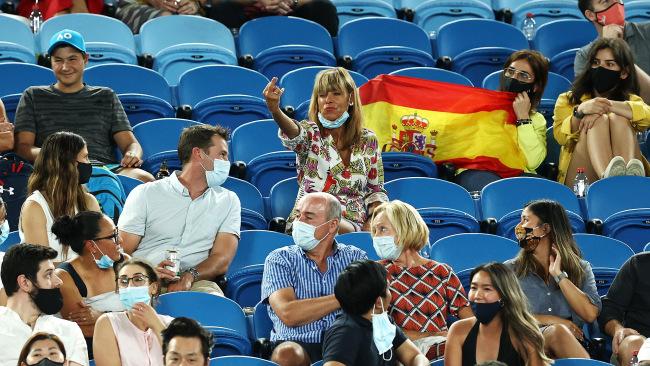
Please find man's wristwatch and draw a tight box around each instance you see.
[184,267,200,282]
[553,271,568,284]
[573,106,585,119]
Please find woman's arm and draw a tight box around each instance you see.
[549,249,599,323]
[55,269,96,338]
[553,93,580,146]
[20,200,50,246]
[263,77,300,138]
[517,113,547,171]
[396,339,429,366]
[84,193,101,212]
[609,100,634,120]
[93,314,122,366]
[444,319,471,366]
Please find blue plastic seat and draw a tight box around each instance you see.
[585,176,650,253]
[117,175,143,198]
[238,16,336,79]
[430,233,519,289]
[336,232,378,260]
[246,151,298,196]
[252,301,274,340]
[85,64,175,126]
[381,152,438,182]
[139,15,237,85]
[389,67,473,86]
[279,66,369,120]
[437,19,528,86]
[625,1,650,23]
[0,62,55,121]
[480,177,585,241]
[0,231,21,252]
[231,120,286,165]
[209,356,278,366]
[512,1,584,29]
[177,65,271,130]
[222,178,268,231]
[226,230,294,307]
[430,359,444,366]
[338,17,435,78]
[268,177,299,222]
[645,242,650,252]
[384,177,480,245]
[0,15,35,63]
[552,359,613,366]
[132,118,204,160]
[573,233,634,296]
[402,0,494,34]
[38,14,137,66]
[332,0,397,27]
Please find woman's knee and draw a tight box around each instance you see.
[544,324,575,344]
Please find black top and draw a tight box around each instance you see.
[323,312,408,366]
[599,252,650,337]
[461,320,524,366]
[57,261,87,297]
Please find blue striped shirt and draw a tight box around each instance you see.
[261,242,367,343]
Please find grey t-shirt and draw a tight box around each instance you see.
[14,85,132,164]
[574,22,650,77]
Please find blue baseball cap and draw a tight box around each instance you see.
[47,29,86,55]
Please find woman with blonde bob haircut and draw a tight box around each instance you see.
[263,67,387,233]
[371,200,473,360]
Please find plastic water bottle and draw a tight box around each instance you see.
[573,167,588,197]
[156,160,170,180]
[522,12,536,41]
[629,351,639,366]
[28,0,43,33]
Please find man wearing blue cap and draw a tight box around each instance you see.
[14,29,154,182]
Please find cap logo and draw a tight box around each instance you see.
[57,32,73,41]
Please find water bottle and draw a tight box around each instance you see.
[573,167,588,197]
[629,351,639,366]
[156,160,170,180]
[28,0,43,33]
[522,12,536,41]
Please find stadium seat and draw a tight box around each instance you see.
[338,17,434,78]
[210,356,278,366]
[117,175,142,197]
[336,231,378,260]
[0,231,21,252]
[246,151,298,196]
[381,152,438,182]
[252,301,273,340]
[38,14,137,66]
[226,230,294,307]
[332,0,397,27]
[222,178,268,231]
[553,359,613,366]
[0,15,36,63]
[437,19,528,86]
[645,242,650,251]
[585,176,650,253]
[511,1,584,29]
[538,126,561,180]
[156,292,251,356]
[430,233,519,289]
[430,359,444,366]
[279,66,368,120]
[401,0,494,35]
[385,177,480,245]
[139,15,237,85]
[573,233,634,296]
[268,177,299,223]
[389,67,473,86]
[231,120,286,165]
[480,177,585,240]
[177,65,271,130]
[132,118,203,161]
[626,1,650,23]
[0,62,55,121]
[532,19,597,81]
[238,16,336,79]
[85,64,175,126]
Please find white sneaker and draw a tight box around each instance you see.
[602,156,626,178]
[626,158,645,176]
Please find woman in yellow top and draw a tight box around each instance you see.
[553,38,650,186]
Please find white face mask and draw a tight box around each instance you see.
[291,220,331,251]
[372,236,402,261]
[200,152,230,188]
[371,300,396,360]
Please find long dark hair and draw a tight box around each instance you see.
[51,211,104,255]
[17,332,66,366]
[500,50,549,110]
[570,38,639,104]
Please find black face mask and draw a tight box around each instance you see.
[30,286,64,315]
[470,300,503,324]
[591,66,622,94]
[514,224,545,252]
[77,162,92,185]
[27,359,64,366]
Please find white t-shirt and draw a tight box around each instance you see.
[118,172,241,269]
[0,306,88,366]
[639,337,650,362]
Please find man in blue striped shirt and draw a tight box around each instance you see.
[261,192,368,366]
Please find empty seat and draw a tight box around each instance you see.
[176,65,271,130]
[246,151,298,196]
[268,177,299,222]
[0,15,36,63]
[222,178,267,231]
[332,0,397,27]
[625,1,650,23]
[402,0,494,35]
[0,62,55,121]
[389,67,473,86]
[132,118,203,161]
[238,16,336,79]
[139,15,237,85]
[336,231,379,260]
[231,120,286,165]
[512,1,584,29]
[338,17,435,78]
[381,152,438,181]
[0,231,21,252]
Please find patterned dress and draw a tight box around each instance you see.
[381,259,470,360]
[279,120,388,231]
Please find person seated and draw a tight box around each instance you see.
[0,244,88,366]
[598,251,650,365]
[14,29,154,183]
[261,192,367,366]
[17,332,69,366]
[454,50,548,192]
[52,211,128,358]
[19,132,101,263]
[554,37,650,186]
[118,124,240,296]
[17,0,103,22]
[161,317,213,366]
[0,99,14,153]
[93,259,172,366]
[370,200,473,360]
[446,262,552,366]
[323,259,429,366]
[505,199,600,359]
[263,67,388,234]
[115,0,203,34]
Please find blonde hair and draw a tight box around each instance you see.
[307,67,363,149]
[371,200,429,251]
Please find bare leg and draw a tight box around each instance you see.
[617,335,646,365]
[609,113,637,161]
[566,127,599,187]
[543,324,590,359]
[586,114,613,178]
[271,342,311,366]
[119,167,155,182]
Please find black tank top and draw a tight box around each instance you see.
[57,262,88,297]
[461,320,525,366]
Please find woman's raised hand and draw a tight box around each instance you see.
[263,77,285,113]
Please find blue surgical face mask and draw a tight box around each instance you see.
[201,152,230,188]
[0,220,9,244]
[118,285,151,311]
[371,300,396,360]
[91,241,114,269]
[372,236,402,261]
[318,111,349,129]
[291,220,331,252]
[470,300,503,324]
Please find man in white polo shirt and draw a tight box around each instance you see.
[0,244,88,366]
[118,125,240,295]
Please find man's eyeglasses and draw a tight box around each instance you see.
[504,67,534,82]
[93,228,119,244]
[117,274,149,288]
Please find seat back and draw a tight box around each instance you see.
[222,177,266,217]
[437,19,527,59]
[268,177,299,220]
[0,231,21,252]
[0,63,55,120]
[246,151,298,196]
[405,0,494,34]
[336,232,378,260]
[389,67,473,86]
[0,16,35,63]
[132,118,204,159]
[573,233,634,269]
[512,1,584,29]
[532,19,597,60]
[85,64,173,103]
[231,120,286,164]
[252,301,274,340]
[210,356,278,366]
[381,152,438,181]
[334,0,397,27]
[626,1,650,23]
[586,176,650,220]
[227,230,294,276]
[385,177,476,217]
[156,292,248,334]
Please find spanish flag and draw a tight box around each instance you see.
[360,74,526,178]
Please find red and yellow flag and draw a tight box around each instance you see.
[360,74,526,178]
